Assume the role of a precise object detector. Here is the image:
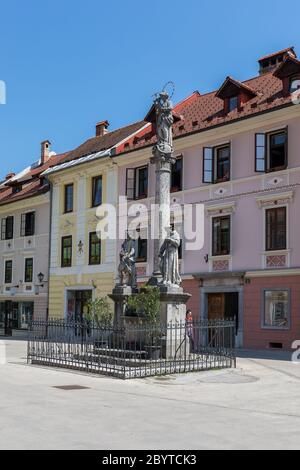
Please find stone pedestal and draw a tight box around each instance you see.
[159,286,191,359]
[109,285,137,326]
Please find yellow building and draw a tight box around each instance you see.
[44,120,145,319]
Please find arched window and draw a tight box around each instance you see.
[290,76,300,94]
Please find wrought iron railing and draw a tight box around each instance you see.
[27,318,236,379]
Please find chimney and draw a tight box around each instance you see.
[5,172,15,181]
[258,47,297,75]
[96,120,110,137]
[41,140,51,165]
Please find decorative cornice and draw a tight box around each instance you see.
[205,201,236,216]
[256,190,294,208]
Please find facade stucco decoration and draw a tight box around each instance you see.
[256,191,294,208]
[266,255,287,268]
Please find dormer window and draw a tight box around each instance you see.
[229,96,238,112]
[216,77,256,115]
[290,76,300,93]
[12,185,22,194]
[273,54,300,96]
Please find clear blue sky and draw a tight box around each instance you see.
[0,0,299,178]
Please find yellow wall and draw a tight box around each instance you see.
[48,272,115,318]
[47,159,116,318]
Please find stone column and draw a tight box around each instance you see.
[151,156,173,279]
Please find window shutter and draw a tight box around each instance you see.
[203,148,214,183]
[126,169,136,200]
[1,219,6,240]
[284,126,288,168]
[30,212,36,236]
[255,134,266,172]
[20,214,26,237]
[6,216,14,239]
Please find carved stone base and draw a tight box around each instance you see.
[109,285,138,326]
[159,288,192,359]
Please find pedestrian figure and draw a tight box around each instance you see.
[186,309,195,353]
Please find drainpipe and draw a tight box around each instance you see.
[46,177,53,322]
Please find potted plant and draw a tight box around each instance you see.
[84,297,114,348]
[127,286,162,359]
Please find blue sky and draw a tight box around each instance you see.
[0,0,299,178]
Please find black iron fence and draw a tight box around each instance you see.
[27,318,236,379]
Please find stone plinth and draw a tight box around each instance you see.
[109,285,137,326]
[159,286,191,359]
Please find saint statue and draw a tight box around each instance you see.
[159,227,182,287]
[118,232,137,289]
[153,91,174,158]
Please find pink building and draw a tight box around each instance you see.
[115,47,300,350]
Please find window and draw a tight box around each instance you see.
[229,96,238,112]
[263,290,289,329]
[1,216,14,240]
[126,166,148,200]
[136,238,148,263]
[64,184,74,213]
[203,145,231,184]
[5,260,12,284]
[24,258,33,283]
[137,167,148,199]
[266,207,287,251]
[89,232,101,265]
[61,236,72,268]
[171,157,183,192]
[20,212,35,237]
[212,216,231,256]
[216,146,231,182]
[255,129,288,173]
[290,76,300,94]
[92,176,102,207]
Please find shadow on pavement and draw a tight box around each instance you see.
[237,349,291,362]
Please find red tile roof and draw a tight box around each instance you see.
[57,121,145,165]
[1,50,298,205]
[0,122,146,206]
[116,66,297,154]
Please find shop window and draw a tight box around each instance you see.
[263,290,290,329]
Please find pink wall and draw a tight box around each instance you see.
[118,114,300,276]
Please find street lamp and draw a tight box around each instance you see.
[37,272,45,285]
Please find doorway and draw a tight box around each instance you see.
[207,292,239,332]
[66,290,92,322]
[1,301,34,336]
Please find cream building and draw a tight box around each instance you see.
[0,142,60,336]
[44,120,146,319]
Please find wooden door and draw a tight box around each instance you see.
[207,293,225,320]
